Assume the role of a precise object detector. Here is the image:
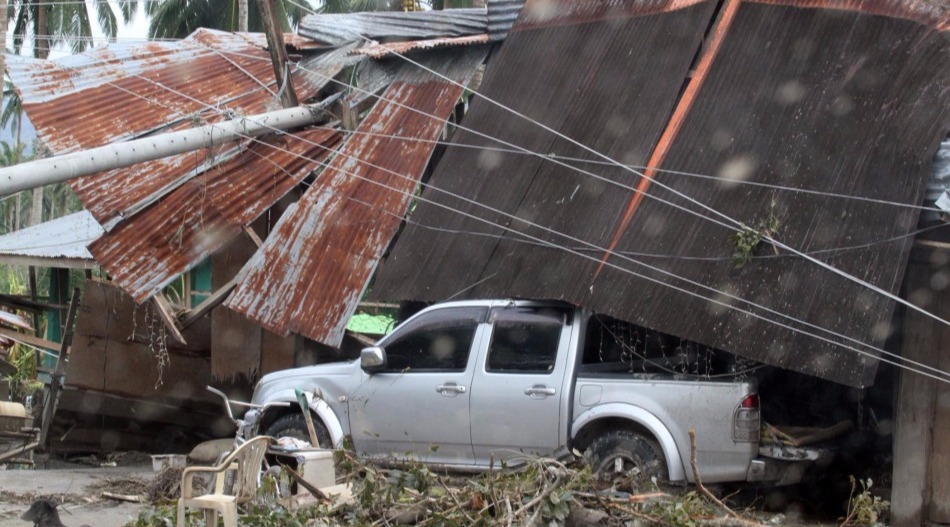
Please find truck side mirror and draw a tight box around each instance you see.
[360,346,387,372]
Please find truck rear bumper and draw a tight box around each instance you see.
[746,445,830,486]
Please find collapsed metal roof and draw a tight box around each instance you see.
[371,0,950,387]
[5,29,352,301]
[6,14,496,345]
[226,46,490,344]
[0,210,102,269]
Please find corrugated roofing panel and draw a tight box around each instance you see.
[487,0,525,41]
[371,0,950,387]
[299,9,487,46]
[355,35,490,58]
[89,128,342,302]
[227,46,489,345]
[0,210,102,268]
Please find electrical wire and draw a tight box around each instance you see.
[10,32,950,384]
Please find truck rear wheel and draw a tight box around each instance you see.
[265,413,331,448]
[585,430,667,491]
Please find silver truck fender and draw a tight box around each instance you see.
[267,389,346,449]
[571,403,687,482]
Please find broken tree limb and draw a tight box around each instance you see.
[294,389,320,447]
[282,464,329,501]
[100,492,146,503]
[689,428,750,523]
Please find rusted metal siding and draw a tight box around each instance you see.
[90,129,341,303]
[227,47,489,345]
[371,0,950,387]
[487,0,525,41]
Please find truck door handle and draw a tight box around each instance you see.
[524,385,556,397]
[436,383,467,394]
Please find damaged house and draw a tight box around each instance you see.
[0,0,948,523]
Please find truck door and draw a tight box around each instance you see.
[349,306,488,466]
[470,305,572,464]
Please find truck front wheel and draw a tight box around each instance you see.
[584,430,667,491]
[265,413,331,448]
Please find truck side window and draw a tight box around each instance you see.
[381,307,486,372]
[486,308,564,373]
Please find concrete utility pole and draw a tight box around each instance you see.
[0,105,323,197]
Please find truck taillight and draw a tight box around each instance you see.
[733,393,760,442]
[740,394,759,409]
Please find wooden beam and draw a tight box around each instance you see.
[243,225,265,248]
[0,293,69,313]
[0,326,60,352]
[258,0,298,108]
[40,288,80,447]
[152,293,188,346]
[179,278,239,330]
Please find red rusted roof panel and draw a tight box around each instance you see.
[90,128,342,302]
[8,28,340,227]
[227,47,489,345]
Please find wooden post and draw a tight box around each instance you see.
[258,0,298,108]
[39,288,80,447]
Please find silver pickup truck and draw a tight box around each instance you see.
[244,299,788,486]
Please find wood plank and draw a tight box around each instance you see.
[928,252,950,523]
[152,293,188,346]
[40,289,80,446]
[0,326,59,351]
[891,250,938,527]
[180,278,238,329]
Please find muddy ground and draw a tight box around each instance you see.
[0,455,153,527]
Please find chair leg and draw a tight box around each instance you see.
[204,509,219,527]
[176,500,186,527]
[221,505,238,527]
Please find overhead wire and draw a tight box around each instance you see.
[10,28,949,383]
[51,44,950,386]
[374,38,950,330]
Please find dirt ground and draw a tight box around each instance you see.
[0,455,154,527]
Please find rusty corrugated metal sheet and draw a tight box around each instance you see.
[226,46,490,345]
[8,29,354,303]
[300,9,487,46]
[371,0,950,387]
[90,129,342,302]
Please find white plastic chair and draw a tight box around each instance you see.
[177,435,272,527]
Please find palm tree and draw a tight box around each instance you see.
[147,0,313,40]
[9,0,140,57]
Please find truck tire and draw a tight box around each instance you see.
[584,430,667,491]
[265,413,331,448]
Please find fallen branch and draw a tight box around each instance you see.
[688,428,757,525]
[100,491,145,503]
[281,465,329,501]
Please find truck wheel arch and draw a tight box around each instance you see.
[572,403,687,482]
[259,390,346,448]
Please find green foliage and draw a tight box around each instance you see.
[730,198,783,268]
[841,476,889,526]
[4,344,44,400]
[146,0,310,40]
[642,490,715,527]
[9,0,139,55]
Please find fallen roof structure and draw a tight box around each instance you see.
[0,210,102,269]
[370,0,950,387]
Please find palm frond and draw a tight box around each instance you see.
[97,0,120,43]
